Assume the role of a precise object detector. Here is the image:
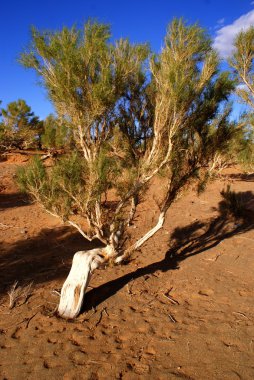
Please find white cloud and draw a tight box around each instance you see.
[213,10,254,58]
[217,18,225,25]
[214,18,225,30]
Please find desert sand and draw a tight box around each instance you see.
[0,153,254,379]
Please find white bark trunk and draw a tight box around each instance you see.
[58,213,167,318]
[132,211,165,251]
[115,211,165,264]
[58,249,105,319]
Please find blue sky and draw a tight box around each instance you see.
[1,0,254,120]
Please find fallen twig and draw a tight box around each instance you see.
[163,293,179,305]
[163,288,179,305]
[25,312,38,328]
[233,311,250,320]
[203,254,221,262]
[95,307,108,327]
[32,304,44,310]
[168,313,177,323]
[3,312,38,330]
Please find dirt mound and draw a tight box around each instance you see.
[5,152,31,163]
[0,155,254,379]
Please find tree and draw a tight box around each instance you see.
[41,114,71,149]
[18,19,234,318]
[0,99,43,151]
[233,114,254,171]
[229,26,254,110]
[228,27,254,171]
[206,122,254,175]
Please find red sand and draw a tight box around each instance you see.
[0,153,254,379]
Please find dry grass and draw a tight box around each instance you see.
[8,281,33,309]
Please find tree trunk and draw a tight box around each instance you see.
[57,211,168,318]
[58,249,105,319]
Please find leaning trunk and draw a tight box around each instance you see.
[58,248,106,319]
[57,212,168,319]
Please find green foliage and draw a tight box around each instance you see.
[237,135,254,171]
[0,99,42,150]
[229,26,254,109]
[234,116,254,171]
[151,19,235,200]
[228,27,254,171]
[151,18,217,116]
[17,153,88,219]
[41,114,70,149]
[18,19,241,251]
[94,144,119,196]
[20,21,150,132]
[197,171,211,195]
[17,156,46,193]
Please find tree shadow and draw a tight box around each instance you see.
[0,192,31,210]
[83,191,254,312]
[1,190,253,313]
[223,172,254,182]
[0,226,103,297]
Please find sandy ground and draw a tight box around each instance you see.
[0,153,254,380]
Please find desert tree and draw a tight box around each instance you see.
[229,26,254,110]
[18,19,234,318]
[233,113,254,171]
[228,27,254,170]
[0,99,43,151]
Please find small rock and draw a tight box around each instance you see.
[118,333,131,342]
[69,350,87,365]
[43,358,61,368]
[134,363,150,375]
[145,346,156,355]
[47,336,58,344]
[71,332,84,346]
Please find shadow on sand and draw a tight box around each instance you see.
[0,226,103,297]
[0,192,31,210]
[223,172,254,183]
[1,191,254,312]
[83,191,254,312]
